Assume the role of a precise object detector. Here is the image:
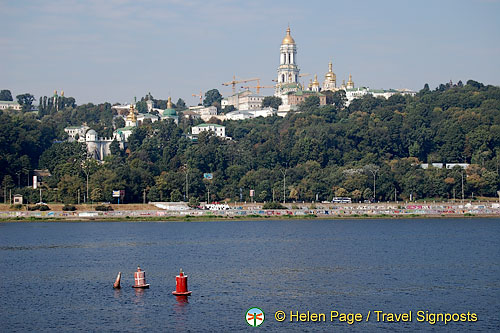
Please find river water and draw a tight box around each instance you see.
[1,218,499,332]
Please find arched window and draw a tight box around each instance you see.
[282,74,285,82]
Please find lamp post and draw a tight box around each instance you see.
[280,167,287,204]
[461,172,464,204]
[184,164,189,201]
[364,164,379,202]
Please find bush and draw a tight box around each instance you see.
[262,202,286,209]
[188,197,200,208]
[39,204,50,211]
[62,204,77,211]
[95,205,113,211]
[10,204,23,210]
[27,204,51,211]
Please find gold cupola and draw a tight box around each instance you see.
[325,61,336,81]
[127,103,137,122]
[347,74,354,89]
[312,74,320,87]
[281,27,295,45]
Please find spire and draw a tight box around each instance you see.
[281,26,295,45]
[167,96,173,109]
[347,74,354,88]
[329,61,333,72]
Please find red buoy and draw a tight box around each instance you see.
[133,266,150,289]
[172,268,192,296]
[113,272,121,289]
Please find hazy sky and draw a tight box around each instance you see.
[1,0,499,105]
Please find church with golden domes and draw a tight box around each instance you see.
[273,27,356,109]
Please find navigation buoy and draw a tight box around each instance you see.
[113,272,121,289]
[172,268,192,296]
[133,266,150,289]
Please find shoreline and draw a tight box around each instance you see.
[1,213,499,223]
[1,202,499,222]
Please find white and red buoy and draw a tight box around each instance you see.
[172,268,192,296]
[113,272,121,289]
[133,266,150,289]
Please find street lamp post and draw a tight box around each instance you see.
[461,172,464,204]
[280,167,287,204]
[184,164,189,201]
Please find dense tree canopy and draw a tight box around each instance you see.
[1,81,499,204]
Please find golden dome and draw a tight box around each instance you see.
[281,27,295,45]
[312,74,319,87]
[325,61,336,80]
[127,104,136,121]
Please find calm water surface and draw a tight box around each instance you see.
[1,218,499,332]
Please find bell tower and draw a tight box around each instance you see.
[275,27,300,98]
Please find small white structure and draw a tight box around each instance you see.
[345,87,416,106]
[192,123,227,138]
[136,113,159,125]
[0,101,22,110]
[445,163,469,170]
[188,105,217,116]
[65,125,90,142]
[226,107,276,120]
[419,163,470,170]
[420,163,444,169]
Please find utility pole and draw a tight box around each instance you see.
[143,189,146,204]
[280,167,287,204]
[461,172,465,204]
[185,165,189,201]
[78,189,80,205]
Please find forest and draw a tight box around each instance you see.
[0,80,499,204]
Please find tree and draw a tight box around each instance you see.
[110,139,121,156]
[222,105,236,114]
[114,116,125,129]
[335,187,348,197]
[176,98,186,110]
[136,100,148,113]
[0,90,13,101]
[330,90,347,109]
[16,93,35,111]
[90,187,103,202]
[262,96,282,109]
[203,89,222,108]
[299,96,320,110]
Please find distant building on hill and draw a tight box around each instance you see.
[0,101,22,110]
[191,123,229,139]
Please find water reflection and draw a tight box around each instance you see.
[133,287,146,303]
[175,295,189,305]
[173,296,190,331]
[113,288,122,299]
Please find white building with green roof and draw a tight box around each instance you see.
[191,123,228,138]
[0,101,22,110]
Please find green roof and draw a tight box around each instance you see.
[163,108,177,116]
[196,123,224,128]
[0,101,19,104]
[115,126,136,134]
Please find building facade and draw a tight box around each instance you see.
[275,27,301,99]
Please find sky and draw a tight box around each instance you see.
[1,0,499,105]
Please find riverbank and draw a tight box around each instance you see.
[1,202,499,222]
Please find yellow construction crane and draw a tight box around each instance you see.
[240,83,275,95]
[192,91,203,105]
[222,76,259,94]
